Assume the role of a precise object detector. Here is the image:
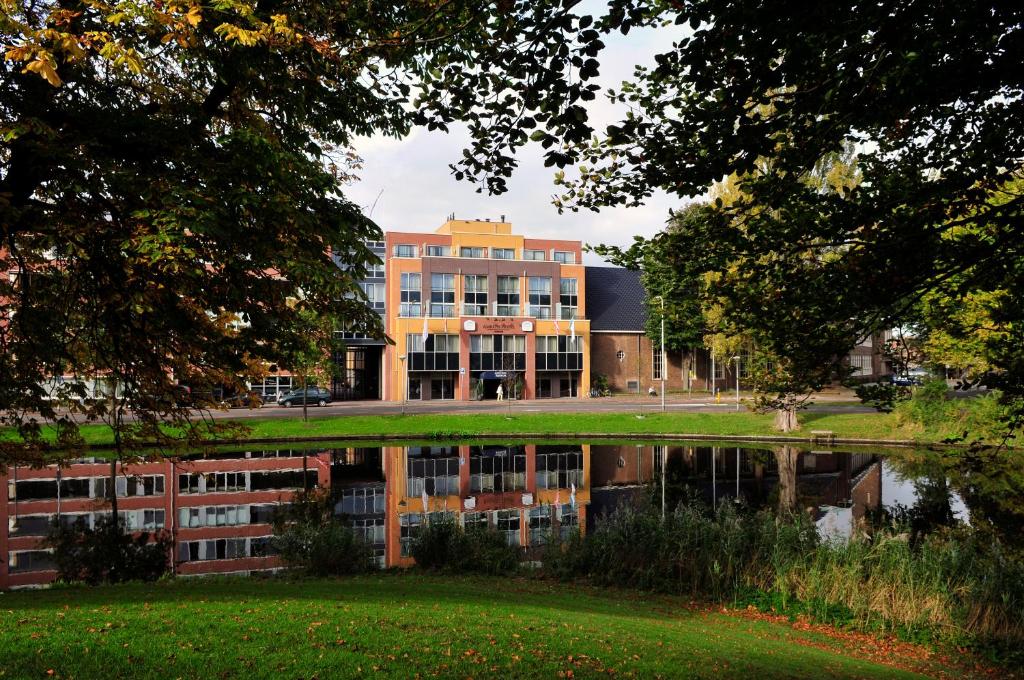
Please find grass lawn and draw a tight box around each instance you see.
[0,574,975,679]
[1,410,924,449]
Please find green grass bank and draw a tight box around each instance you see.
[1,410,926,449]
[0,574,980,679]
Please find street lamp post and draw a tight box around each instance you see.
[657,296,666,413]
[732,355,741,411]
[399,355,407,416]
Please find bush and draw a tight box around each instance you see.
[894,381,1013,441]
[542,499,1024,648]
[44,514,172,585]
[272,489,376,576]
[411,516,520,575]
[854,381,911,412]
[591,374,611,397]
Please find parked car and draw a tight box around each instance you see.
[278,387,332,407]
[892,368,931,386]
[223,391,264,409]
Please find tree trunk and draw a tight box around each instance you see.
[773,446,799,515]
[773,405,799,432]
[109,457,118,527]
[301,374,308,422]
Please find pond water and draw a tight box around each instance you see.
[2,441,1020,588]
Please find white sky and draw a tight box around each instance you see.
[345,4,686,266]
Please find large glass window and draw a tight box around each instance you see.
[406,334,460,372]
[535,335,583,371]
[360,282,385,311]
[553,251,574,264]
[653,347,664,380]
[459,246,486,258]
[559,278,578,319]
[523,249,546,261]
[430,273,455,317]
[393,244,416,258]
[400,272,421,317]
[497,276,520,316]
[492,248,515,260]
[426,245,450,257]
[463,275,488,315]
[528,277,552,318]
[470,334,526,371]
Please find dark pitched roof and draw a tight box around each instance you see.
[585,266,648,332]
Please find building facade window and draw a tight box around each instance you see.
[559,278,578,319]
[406,334,460,372]
[523,249,545,261]
[535,336,583,371]
[463,274,488,315]
[848,353,872,376]
[366,262,385,278]
[425,245,450,257]
[459,246,486,258]
[553,250,574,264]
[360,282,385,311]
[492,248,515,259]
[528,277,552,318]
[652,347,663,380]
[496,275,520,316]
[429,273,455,317]
[470,334,526,371]
[399,272,422,317]
[393,244,416,258]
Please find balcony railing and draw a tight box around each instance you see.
[395,302,583,320]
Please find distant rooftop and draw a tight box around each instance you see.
[586,266,648,331]
[435,218,512,235]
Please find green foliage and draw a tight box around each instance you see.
[410,517,520,575]
[590,373,611,396]
[272,489,375,576]
[43,515,172,585]
[3,0,628,454]
[544,3,1024,438]
[854,382,911,413]
[544,500,1024,648]
[893,381,1015,443]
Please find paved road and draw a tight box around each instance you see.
[178,395,875,420]
[37,393,873,423]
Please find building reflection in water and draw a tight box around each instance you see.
[3,443,886,588]
[588,445,882,541]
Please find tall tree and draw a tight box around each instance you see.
[1,0,624,452]
[458,1,1024,433]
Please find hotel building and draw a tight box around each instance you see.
[383,219,590,401]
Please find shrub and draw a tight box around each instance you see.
[894,381,1014,441]
[44,514,173,585]
[411,516,520,575]
[542,499,1024,648]
[853,381,911,412]
[272,489,376,576]
[591,374,611,397]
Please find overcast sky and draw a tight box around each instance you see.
[345,5,687,266]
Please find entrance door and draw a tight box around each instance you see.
[333,346,383,400]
